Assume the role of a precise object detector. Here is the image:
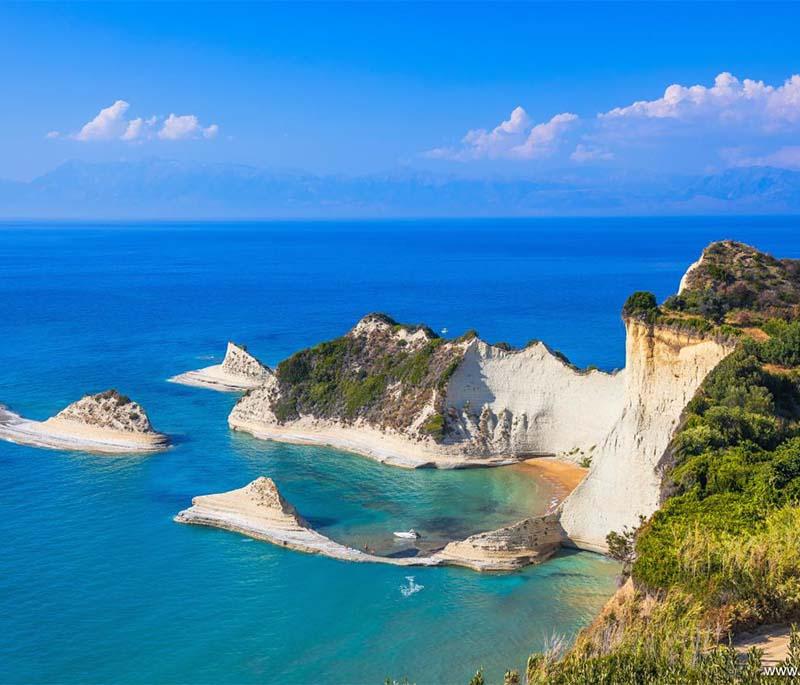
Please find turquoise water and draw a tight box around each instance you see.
[2,217,799,684]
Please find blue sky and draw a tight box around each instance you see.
[2,1,800,181]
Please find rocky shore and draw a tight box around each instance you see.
[169,342,273,392]
[175,477,562,572]
[0,390,168,454]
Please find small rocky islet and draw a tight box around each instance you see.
[0,389,168,453]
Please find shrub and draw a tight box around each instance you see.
[622,291,658,319]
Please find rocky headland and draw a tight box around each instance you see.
[0,389,168,453]
[175,476,563,572]
[226,256,740,551]
[169,341,273,392]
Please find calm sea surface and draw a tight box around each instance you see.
[2,217,799,684]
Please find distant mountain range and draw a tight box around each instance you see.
[1,159,799,218]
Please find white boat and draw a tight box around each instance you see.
[393,529,421,539]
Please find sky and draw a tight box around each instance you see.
[1,1,800,182]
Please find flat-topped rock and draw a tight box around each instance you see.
[437,514,564,571]
[169,342,273,392]
[0,389,168,454]
[175,477,562,572]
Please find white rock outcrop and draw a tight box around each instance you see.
[169,342,273,392]
[0,389,168,454]
[175,476,558,571]
[443,340,624,460]
[559,320,735,551]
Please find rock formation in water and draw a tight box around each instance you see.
[0,389,168,453]
[228,313,621,468]
[437,514,564,571]
[169,341,273,392]
[175,476,560,571]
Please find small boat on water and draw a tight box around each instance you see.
[393,529,421,539]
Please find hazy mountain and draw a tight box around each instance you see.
[1,159,799,218]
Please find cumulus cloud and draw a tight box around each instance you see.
[74,99,131,141]
[158,113,219,141]
[570,144,614,163]
[510,112,578,159]
[56,101,219,143]
[45,130,60,139]
[425,106,576,161]
[601,72,800,130]
[425,72,800,170]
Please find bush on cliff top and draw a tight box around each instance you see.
[272,325,461,437]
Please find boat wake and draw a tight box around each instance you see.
[400,576,424,597]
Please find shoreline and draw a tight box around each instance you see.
[515,456,588,511]
[175,477,563,572]
[229,418,524,469]
[168,364,264,392]
[0,407,169,454]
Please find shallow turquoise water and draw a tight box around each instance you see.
[2,217,799,683]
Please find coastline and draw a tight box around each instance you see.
[175,477,563,572]
[168,364,264,392]
[515,457,588,511]
[0,407,168,454]
[229,417,523,469]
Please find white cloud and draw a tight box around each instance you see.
[74,99,131,141]
[56,101,219,143]
[45,130,60,139]
[510,112,578,159]
[425,107,576,161]
[570,144,614,163]
[601,72,800,130]
[158,113,218,140]
[730,145,800,170]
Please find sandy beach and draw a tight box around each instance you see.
[514,457,588,510]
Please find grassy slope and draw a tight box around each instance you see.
[516,242,800,683]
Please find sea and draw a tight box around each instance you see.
[2,216,799,684]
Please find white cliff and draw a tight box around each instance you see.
[169,341,273,392]
[559,319,735,551]
[0,389,169,454]
[228,318,624,469]
[443,340,624,461]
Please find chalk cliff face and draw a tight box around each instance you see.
[443,340,624,459]
[559,319,735,551]
[228,315,624,468]
[168,341,273,392]
[221,342,272,380]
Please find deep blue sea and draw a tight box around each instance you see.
[2,217,800,685]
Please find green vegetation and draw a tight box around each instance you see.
[524,633,800,684]
[665,241,800,324]
[622,291,658,320]
[270,316,463,439]
[507,244,800,682]
[421,412,445,440]
[514,330,800,680]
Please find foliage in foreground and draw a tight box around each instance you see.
[507,308,800,681]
